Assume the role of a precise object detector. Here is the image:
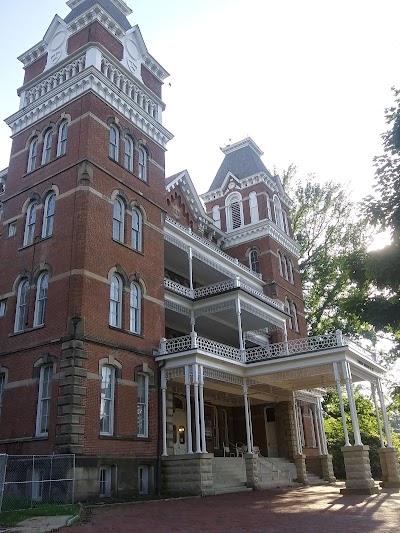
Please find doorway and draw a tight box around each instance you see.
[264,406,279,457]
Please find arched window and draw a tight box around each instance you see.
[14,279,29,333]
[36,364,53,436]
[249,191,259,224]
[56,121,68,157]
[283,211,290,235]
[283,255,289,280]
[249,249,260,274]
[227,193,243,231]
[34,272,49,327]
[41,129,53,165]
[27,137,38,173]
[285,298,293,330]
[124,135,134,172]
[24,201,37,246]
[130,282,141,334]
[100,365,115,435]
[42,192,56,238]
[137,372,149,437]
[266,195,272,220]
[212,205,221,229]
[132,208,142,252]
[291,301,299,332]
[288,259,294,284]
[109,275,122,328]
[278,251,284,276]
[138,146,147,181]
[112,198,124,242]
[273,195,284,229]
[109,125,119,161]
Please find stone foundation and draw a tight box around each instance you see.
[320,454,336,482]
[341,445,379,495]
[244,454,262,490]
[294,454,309,485]
[379,447,400,488]
[162,454,214,497]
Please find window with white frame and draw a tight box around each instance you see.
[137,372,149,437]
[130,282,141,334]
[34,272,49,327]
[283,211,290,235]
[8,221,17,238]
[36,364,53,436]
[138,146,147,181]
[23,202,37,246]
[109,275,122,328]
[273,195,284,229]
[0,373,5,420]
[42,192,56,238]
[56,121,68,157]
[14,279,29,333]
[288,259,294,283]
[0,300,6,317]
[131,208,142,252]
[249,191,259,224]
[249,249,260,274]
[278,251,284,276]
[266,195,272,219]
[112,198,124,242]
[227,193,243,231]
[283,256,289,280]
[27,138,38,173]
[100,366,115,435]
[124,135,134,172]
[109,125,119,161]
[284,298,293,330]
[41,129,53,165]
[99,465,112,497]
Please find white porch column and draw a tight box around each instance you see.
[376,379,393,448]
[333,362,350,446]
[371,383,385,448]
[161,370,168,456]
[236,297,246,363]
[190,310,195,334]
[184,365,193,454]
[317,397,328,455]
[342,361,362,446]
[248,396,254,452]
[199,365,207,453]
[243,381,252,453]
[188,246,194,296]
[193,364,202,453]
[312,404,322,454]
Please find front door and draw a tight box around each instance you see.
[172,396,187,454]
[265,407,279,457]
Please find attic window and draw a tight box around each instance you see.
[226,193,243,231]
[231,202,242,229]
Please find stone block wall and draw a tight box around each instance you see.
[162,454,214,496]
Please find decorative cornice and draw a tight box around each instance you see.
[223,219,301,257]
[221,137,263,157]
[5,66,173,149]
[66,5,126,40]
[67,0,133,16]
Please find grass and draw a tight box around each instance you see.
[0,503,80,527]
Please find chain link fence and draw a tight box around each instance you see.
[0,454,75,512]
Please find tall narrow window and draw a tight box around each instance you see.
[124,136,134,172]
[249,249,260,274]
[212,205,221,229]
[278,251,284,276]
[273,195,284,229]
[24,202,37,246]
[249,191,259,224]
[34,273,49,327]
[100,366,115,435]
[41,130,53,165]
[36,364,53,436]
[56,121,68,157]
[112,198,124,242]
[0,373,5,421]
[137,373,149,437]
[42,193,56,238]
[138,147,147,181]
[285,298,293,330]
[109,125,119,161]
[292,301,299,332]
[130,282,141,334]
[109,275,122,328]
[27,138,38,173]
[99,466,112,497]
[288,259,294,284]
[227,193,243,230]
[266,195,272,219]
[283,256,289,280]
[132,208,142,252]
[14,279,29,333]
[283,211,290,235]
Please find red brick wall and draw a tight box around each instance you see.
[23,55,48,85]
[67,21,124,60]
[141,66,162,99]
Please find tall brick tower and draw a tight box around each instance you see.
[200,138,307,341]
[0,0,172,499]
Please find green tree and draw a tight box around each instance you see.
[284,168,374,339]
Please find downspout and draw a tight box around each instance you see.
[156,360,166,497]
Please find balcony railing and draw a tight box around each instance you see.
[164,277,284,311]
[159,331,376,364]
[165,216,262,280]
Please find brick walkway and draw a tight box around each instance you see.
[62,485,400,533]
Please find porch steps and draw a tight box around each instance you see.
[212,457,250,494]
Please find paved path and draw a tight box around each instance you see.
[62,485,400,533]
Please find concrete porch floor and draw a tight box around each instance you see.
[62,484,400,533]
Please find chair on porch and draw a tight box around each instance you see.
[223,442,235,457]
[236,443,247,457]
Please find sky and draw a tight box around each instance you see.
[1,0,400,200]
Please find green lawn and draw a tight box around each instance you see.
[0,503,80,527]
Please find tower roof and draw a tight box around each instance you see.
[65,0,132,31]
[207,137,275,193]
